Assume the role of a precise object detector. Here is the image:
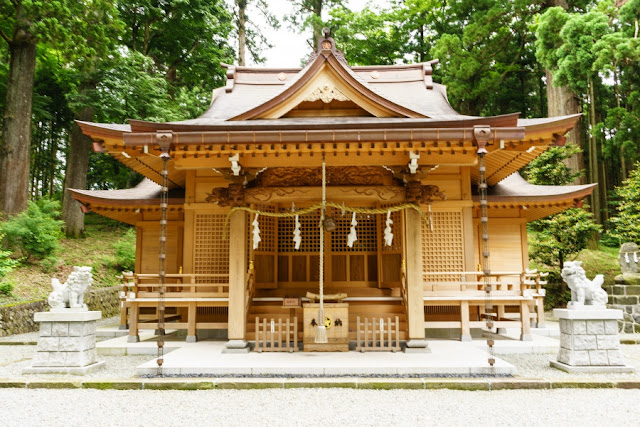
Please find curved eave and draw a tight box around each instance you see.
[126,113,521,133]
[471,114,583,185]
[472,176,596,222]
[69,189,185,226]
[75,121,185,189]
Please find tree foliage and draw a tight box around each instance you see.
[609,163,640,244]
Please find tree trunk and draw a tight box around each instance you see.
[312,0,323,43]
[236,0,247,66]
[0,39,37,216]
[587,77,601,224]
[546,70,585,184]
[62,107,95,237]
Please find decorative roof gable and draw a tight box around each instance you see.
[229,31,426,120]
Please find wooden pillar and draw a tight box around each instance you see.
[520,300,532,341]
[404,209,427,351]
[225,210,249,352]
[127,303,139,343]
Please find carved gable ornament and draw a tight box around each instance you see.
[304,83,350,104]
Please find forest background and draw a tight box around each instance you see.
[0,0,639,306]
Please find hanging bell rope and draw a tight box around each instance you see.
[315,158,328,344]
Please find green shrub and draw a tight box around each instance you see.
[0,199,63,260]
[40,255,60,273]
[113,228,136,271]
[0,233,19,280]
[0,280,14,296]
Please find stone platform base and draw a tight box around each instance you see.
[23,361,106,375]
[550,360,634,374]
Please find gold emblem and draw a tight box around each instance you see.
[277,72,287,81]
[322,41,332,50]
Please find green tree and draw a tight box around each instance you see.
[525,144,584,185]
[234,0,279,66]
[0,0,118,216]
[286,0,342,47]
[609,163,640,244]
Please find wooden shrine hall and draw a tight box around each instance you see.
[71,33,595,353]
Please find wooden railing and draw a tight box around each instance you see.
[356,316,401,352]
[254,317,298,352]
[421,270,549,341]
[128,273,229,299]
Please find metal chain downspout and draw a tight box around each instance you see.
[157,158,168,376]
[475,126,495,374]
[156,132,172,376]
[478,152,495,373]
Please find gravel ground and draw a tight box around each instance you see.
[1,388,639,426]
[501,344,640,379]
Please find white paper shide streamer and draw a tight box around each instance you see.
[384,210,394,246]
[347,212,358,248]
[252,213,261,250]
[293,214,301,250]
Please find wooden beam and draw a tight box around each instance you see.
[173,151,479,169]
[404,209,425,340]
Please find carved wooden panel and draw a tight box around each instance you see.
[421,210,464,282]
[256,167,390,187]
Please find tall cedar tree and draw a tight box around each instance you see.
[0,0,117,217]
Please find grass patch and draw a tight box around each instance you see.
[0,214,133,307]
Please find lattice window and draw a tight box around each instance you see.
[421,210,464,282]
[194,213,229,284]
[278,209,320,253]
[330,207,377,252]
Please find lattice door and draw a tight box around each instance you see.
[277,207,321,284]
[194,213,229,284]
[421,210,464,282]
[250,205,277,289]
[328,207,378,285]
[380,206,403,288]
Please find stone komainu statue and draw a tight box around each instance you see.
[561,261,608,307]
[48,266,93,310]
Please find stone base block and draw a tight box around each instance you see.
[222,339,249,353]
[550,360,635,374]
[186,335,197,343]
[23,361,106,376]
[403,340,431,353]
[127,335,140,343]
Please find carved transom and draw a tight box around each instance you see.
[304,83,350,104]
[256,167,391,187]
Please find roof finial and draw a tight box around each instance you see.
[323,27,330,38]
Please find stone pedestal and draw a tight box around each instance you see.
[23,310,105,375]
[550,308,634,373]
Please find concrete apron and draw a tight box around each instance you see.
[95,327,558,377]
[131,340,514,376]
